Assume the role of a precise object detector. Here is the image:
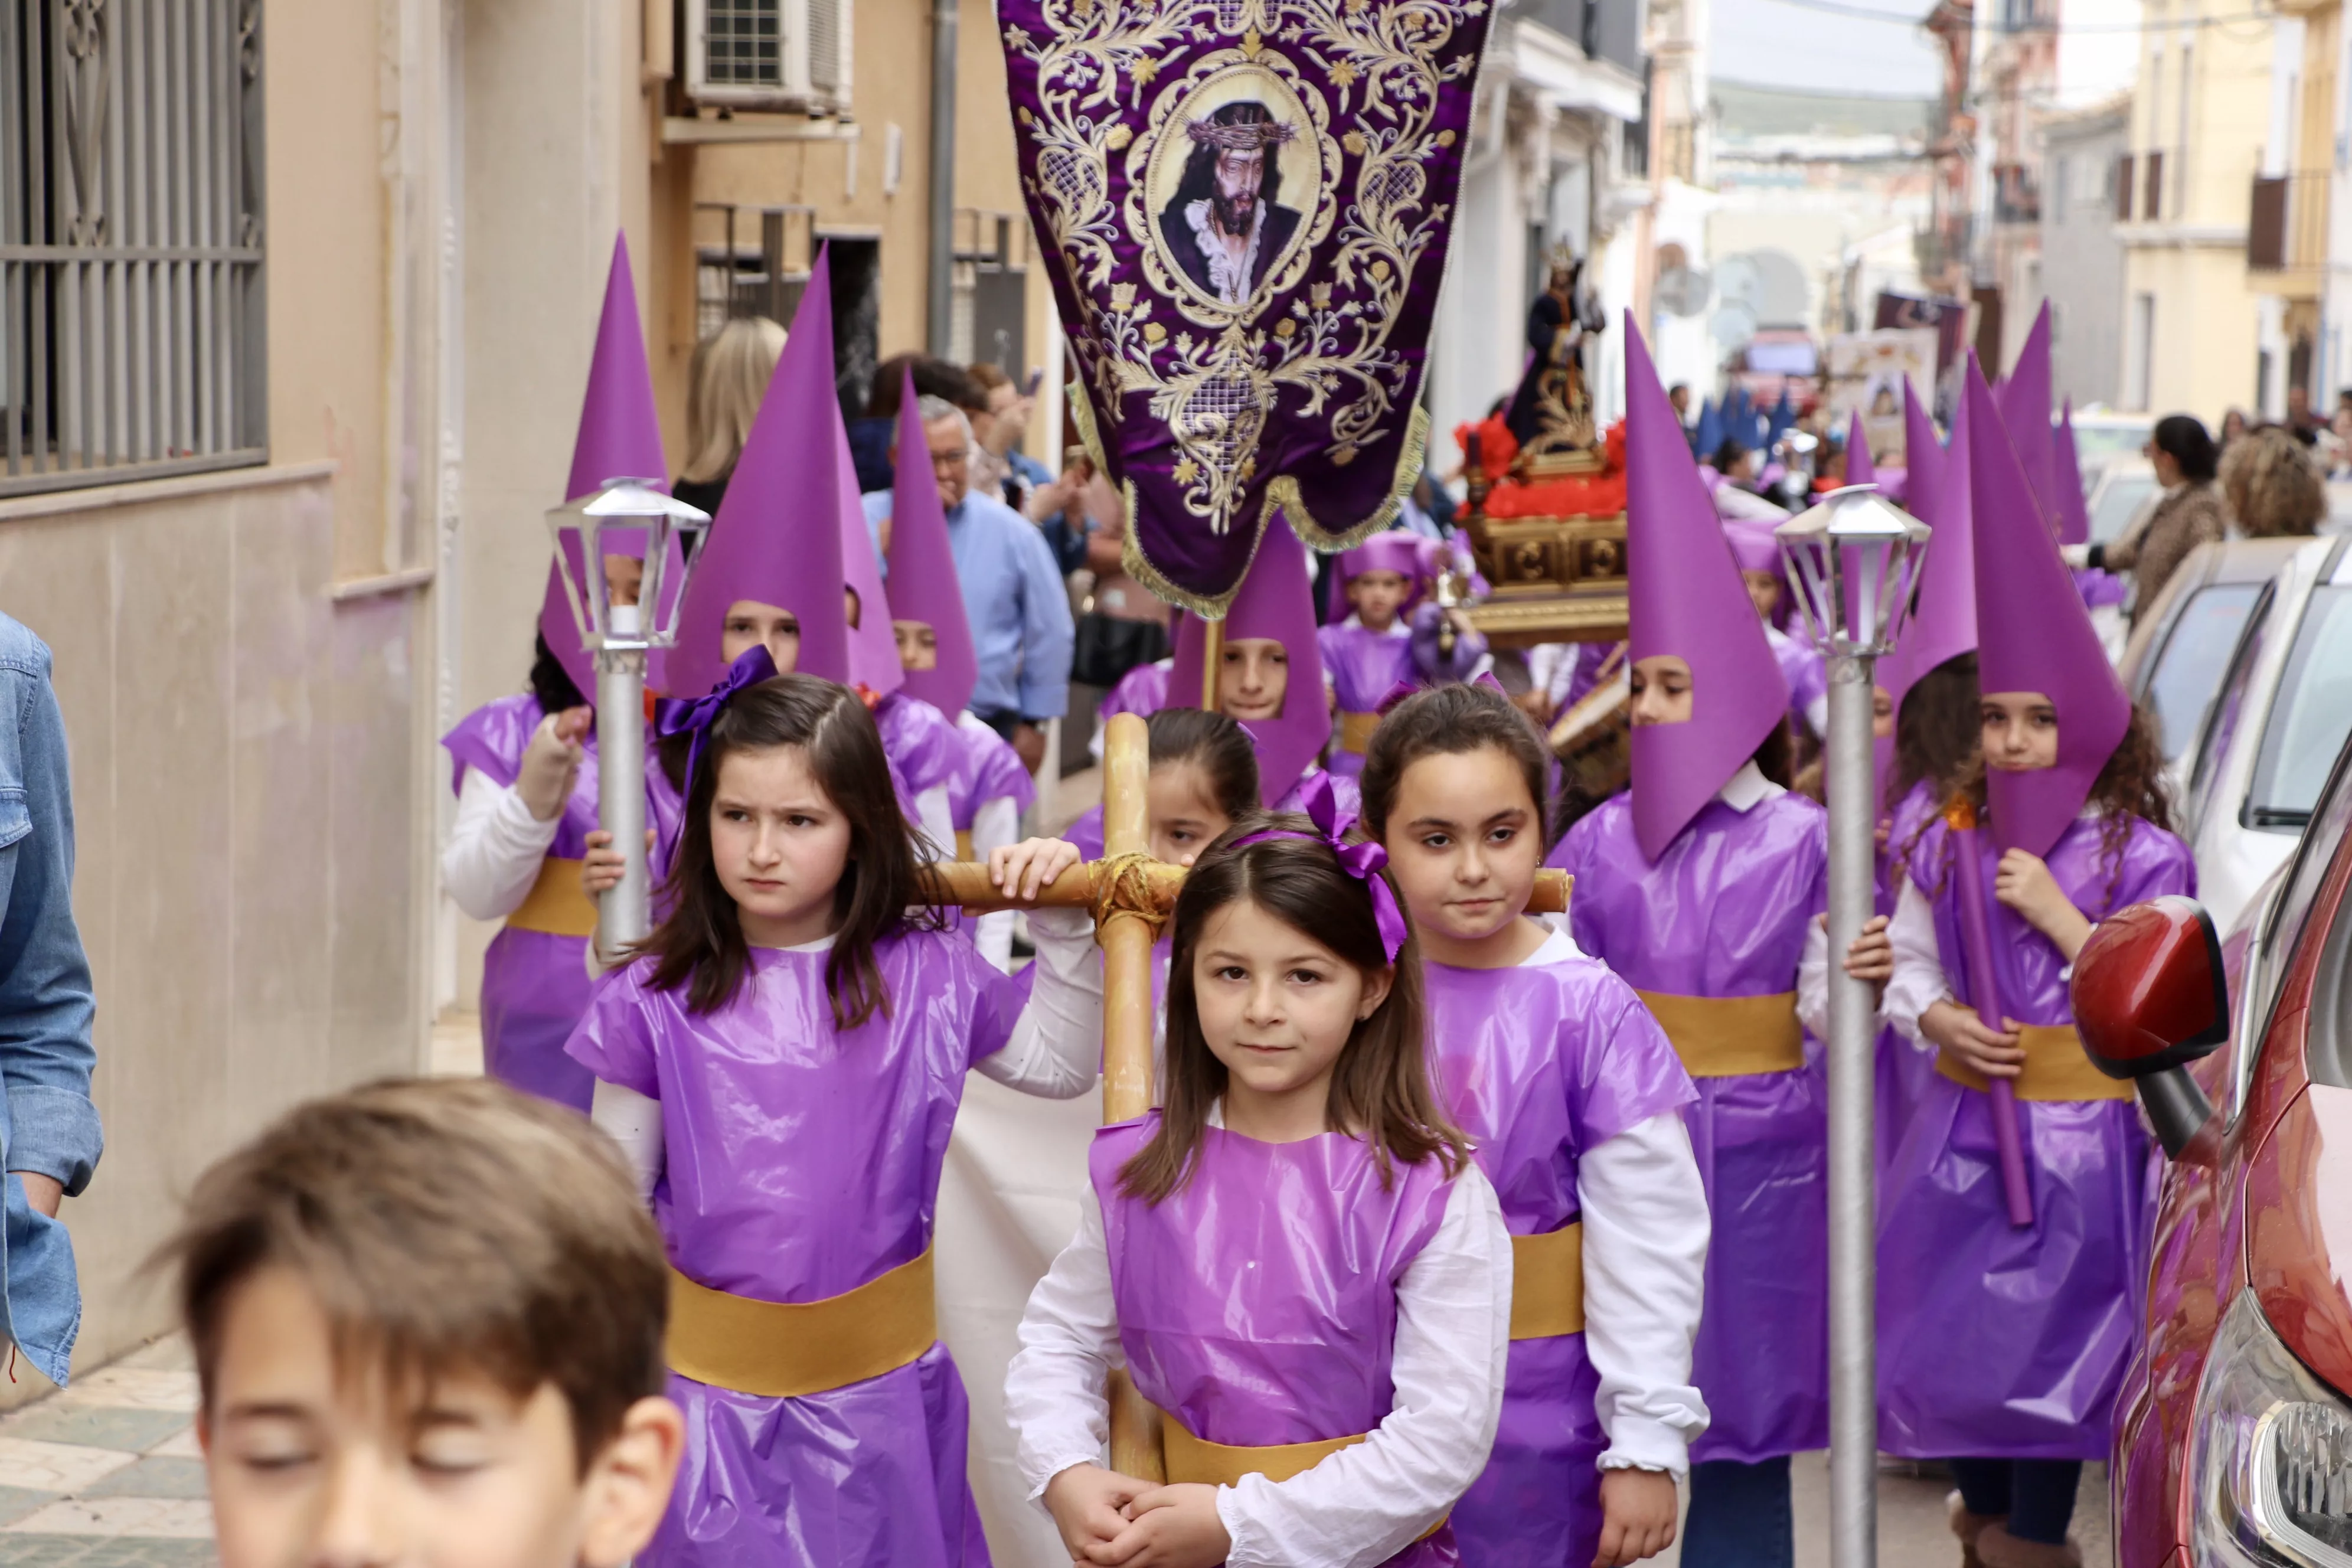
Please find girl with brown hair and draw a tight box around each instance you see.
[563,668,1098,1568]
[1007,803,1512,1568]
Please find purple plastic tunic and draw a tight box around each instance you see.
[876,691,965,798]
[1873,780,1943,1178]
[1092,1113,1462,1567]
[1766,626,1826,737]
[1549,789,1831,1462]
[1877,811,2191,1461]
[1100,659,1171,724]
[1422,957,1697,1567]
[948,717,1037,831]
[566,930,1026,1567]
[1318,622,1417,776]
[442,695,680,1113]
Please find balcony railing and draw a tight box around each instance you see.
[2248,172,2328,275]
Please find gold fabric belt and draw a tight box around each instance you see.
[1510,1223,1585,1340]
[505,856,599,938]
[1936,1025,2133,1103]
[955,829,975,861]
[1159,1408,1446,1538]
[1636,990,1805,1077]
[1337,710,1381,756]
[665,1247,937,1398]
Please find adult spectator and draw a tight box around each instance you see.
[864,396,1074,772]
[2286,383,2325,442]
[2220,423,2327,537]
[850,354,987,494]
[2076,414,2226,615]
[674,316,786,520]
[0,613,102,1387]
[2220,407,2250,449]
[968,363,1054,510]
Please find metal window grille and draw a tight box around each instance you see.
[2,0,267,496]
[704,0,780,87]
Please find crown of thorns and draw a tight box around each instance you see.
[1187,112,1296,151]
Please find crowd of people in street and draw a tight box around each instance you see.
[1,233,2309,1568]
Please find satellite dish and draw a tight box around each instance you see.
[1657,266,1711,318]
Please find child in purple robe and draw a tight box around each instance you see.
[1361,682,1708,1568]
[1007,808,1511,1568]
[565,671,1100,1568]
[1541,324,1890,1567]
[1089,656,1172,759]
[1318,533,1487,775]
[1874,366,2192,1568]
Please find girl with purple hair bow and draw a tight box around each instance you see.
[1008,805,1511,1568]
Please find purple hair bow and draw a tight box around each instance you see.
[654,644,777,793]
[1233,770,1411,962]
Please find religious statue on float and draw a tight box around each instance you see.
[1504,246,1609,464]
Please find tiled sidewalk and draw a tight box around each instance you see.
[0,1336,213,1566]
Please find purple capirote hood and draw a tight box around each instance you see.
[1881,376,1974,724]
[1623,316,1788,861]
[882,367,980,717]
[538,234,677,701]
[1324,530,1428,622]
[2051,399,2093,546]
[835,361,903,700]
[1170,521,1334,807]
[1965,360,2131,858]
[666,249,851,695]
[1995,302,2059,535]
[1845,410,1875,488]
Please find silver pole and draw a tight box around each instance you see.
[595,641,651,957]
[925,0,958,358]
[1824,648,1879,1568]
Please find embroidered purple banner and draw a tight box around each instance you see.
[1001,0,1492,613]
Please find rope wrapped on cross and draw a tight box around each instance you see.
[916,712,1572,1479]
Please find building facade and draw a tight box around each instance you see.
[2039,97,2131,407]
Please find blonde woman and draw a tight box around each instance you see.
[675,315,786,517]
[2219,423,2327,538]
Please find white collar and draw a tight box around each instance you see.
[1184,198,1269,306]
[1341,612,1410,639]
[753,933,837,953]
[1517,925,1584,967]
[1718,759,1784,813]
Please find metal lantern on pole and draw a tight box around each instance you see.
[545,478,711,960]
[1773,483,1930,1568]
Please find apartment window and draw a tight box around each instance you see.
[2,0,266,496]
[2117,152,2135,219]
[2052,155,2070,221]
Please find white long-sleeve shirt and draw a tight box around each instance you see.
[1516,927,1711,1476]
[440,770,563,920]
[1884,877,1955,1043]
[590,926,1105,1201]
[1005,1122,1513,1568]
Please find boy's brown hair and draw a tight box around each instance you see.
[160,1077,668,1472]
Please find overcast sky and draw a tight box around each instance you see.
[1710,0,1943,97]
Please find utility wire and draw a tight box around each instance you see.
[1745,0,2281,30]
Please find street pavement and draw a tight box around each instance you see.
[0,1335,211,1565]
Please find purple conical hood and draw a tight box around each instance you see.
[1171,522,1332,806]
[1965,361,2130,858]
[1845,410,1875,488]
[1623,317,1787,861]
[2051,398,2092,545]
[835,383,903,700]
[883,368,979,716]
[1883,377,1974,724]
[1995,303,2059,535]
[538,235,675,700]
[667,254,851,695]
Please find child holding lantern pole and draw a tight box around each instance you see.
[1875,365,2189,1568]
[1318,532,1488,775]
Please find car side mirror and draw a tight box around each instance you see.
[2071,895,2230,1158]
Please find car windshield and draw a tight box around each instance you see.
[2245,585,2352,831]
[2072,422,2152,468]
[2144,583,2264,760]
[2090,473,2158,543]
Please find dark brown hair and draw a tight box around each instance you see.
[636,673,939,1025]
[1887,651,1981,886]
[1118,815,1469,1204]
[1359,682,1551,849]
[159,1078,667,1474]
[1147,707,1260,822]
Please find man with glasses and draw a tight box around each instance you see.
[865,395,1074,775]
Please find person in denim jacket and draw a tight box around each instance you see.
[0,612,102,1386]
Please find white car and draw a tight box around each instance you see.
[2083,458,2160,547]
[2177,535,2352,933]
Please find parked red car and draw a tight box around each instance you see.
[2071,735,2352,1566]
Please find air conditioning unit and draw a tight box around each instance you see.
[685,0,854,117]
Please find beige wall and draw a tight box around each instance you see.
[2125,243,2263,421]
[0,469,423,1406]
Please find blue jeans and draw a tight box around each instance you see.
[1681,1456,1794,1568]
[1951,1458,2082,1546]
